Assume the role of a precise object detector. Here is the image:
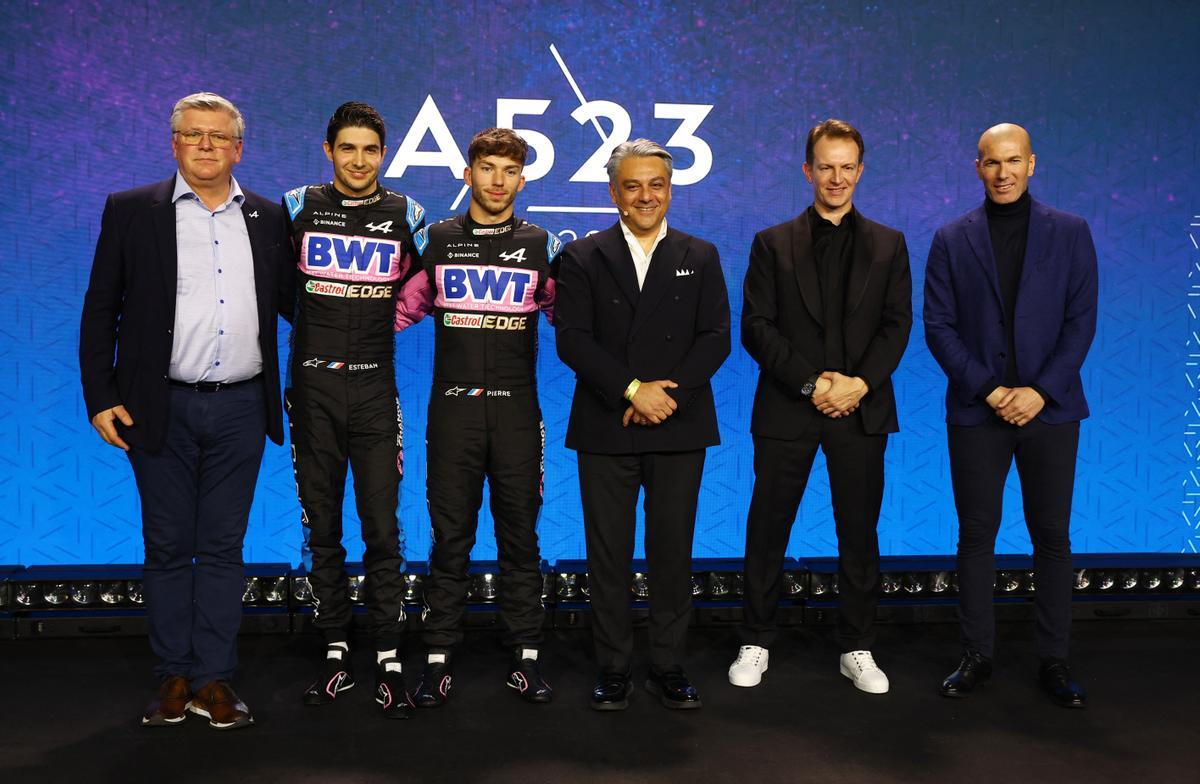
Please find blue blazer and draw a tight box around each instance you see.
[79,175,294,451]
[923,198,1098,426]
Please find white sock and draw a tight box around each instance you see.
[377,648,402,672]
[428,652,447,664]
[326,641,349,660]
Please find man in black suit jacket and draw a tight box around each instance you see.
[556,139,730,711]
[79,93,291,730]
[729,120,911,695]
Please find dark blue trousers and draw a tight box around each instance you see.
[948,417,1080,661]
[127,382,266,689]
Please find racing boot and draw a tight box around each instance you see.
[375,658,416,719]
[506,648,553,704]
[303,642,355,706]
[413,650,453,708]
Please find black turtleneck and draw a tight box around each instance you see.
[809,206,854,372]
[984,190,1030,392]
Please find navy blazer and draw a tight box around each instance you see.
[79,175,293,451]
[555,223,731,454]
[923,197,1098,426]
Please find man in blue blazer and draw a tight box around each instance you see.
[924,123,1097,708]
[80,93,292,728]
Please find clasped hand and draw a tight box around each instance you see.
[986,386,1044,427]
[622,379,678,427]
[811,371,868,418]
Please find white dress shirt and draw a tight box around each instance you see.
[170,173,261,383]
[619,219,668,290]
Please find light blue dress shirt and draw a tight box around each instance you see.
[170,173,262,383]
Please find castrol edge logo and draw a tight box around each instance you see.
[442,312,529,330]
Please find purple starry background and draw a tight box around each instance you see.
[1,0,1197,565]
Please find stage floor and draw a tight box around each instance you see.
[0,619,1195,783]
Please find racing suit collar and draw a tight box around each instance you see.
[463,213,520,237]
[326,182,386,208]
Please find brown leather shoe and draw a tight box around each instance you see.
[141,675,191,726]
[188,680,254,730]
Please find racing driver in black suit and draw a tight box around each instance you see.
[394,128,560,706]
[283,102,424,719]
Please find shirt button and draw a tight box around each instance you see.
[220,299,225,304]
[218,268,223,273]
[215,240,220,244]
[219,330,225,335]
[215,361,221,366]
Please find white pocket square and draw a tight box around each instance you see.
[675,269,694,277]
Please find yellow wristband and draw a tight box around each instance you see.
[624,379,642,401]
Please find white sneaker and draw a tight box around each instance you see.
[728,645,769,687]
[839,650,889,694]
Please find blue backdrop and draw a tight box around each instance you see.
[2,0,1197,566]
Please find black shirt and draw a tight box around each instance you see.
[810,206,854,372]
[984,190,1031,391]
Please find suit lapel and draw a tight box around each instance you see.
[153,176,179,308]
[241,193,269,316]
[963,205,1003,307]
[790,212,823,324]
[596,224,641,311]
[844,208,874,318]
[1020,198,1053,291]
[630,227,685,337]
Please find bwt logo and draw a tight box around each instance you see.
[302,233,399,281]
[436,265,537,313]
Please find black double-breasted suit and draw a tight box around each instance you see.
[740,207,911,651]
[556,222,730,673]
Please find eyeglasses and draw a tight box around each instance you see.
[174,129,241,148]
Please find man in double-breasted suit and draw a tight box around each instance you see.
[924,123,1097,708]
[555,139,730,711]
[79,92,292,729]
[729,119,912,695]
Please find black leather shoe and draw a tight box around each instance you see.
[507,650,553,704]
[413,656,453,708]
[645,669,702,709]
[939,650,992,698]
[590,670,633,711]
[1039,660,1087,709]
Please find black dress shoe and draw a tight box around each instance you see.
[939,650,992,698]
[1039,660,1087,709]
[590,670,633,711]
[645,669,702,710]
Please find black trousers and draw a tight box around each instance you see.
[128,382,265,689]
[422,384,545,650]
[577,449,706,674]
[948,417,1079,660]
[287,363,406,650]
[741,416,888,652]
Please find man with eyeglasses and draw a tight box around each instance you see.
[283,102,425,719]
[80,92,293,730]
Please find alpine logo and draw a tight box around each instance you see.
[498,247,528,264]
[302,232,400,282]
[434,264,537,314]
[365,220,394,234]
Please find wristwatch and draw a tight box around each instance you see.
[800,373,820,398]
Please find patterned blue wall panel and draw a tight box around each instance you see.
[0,0,1196,566]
